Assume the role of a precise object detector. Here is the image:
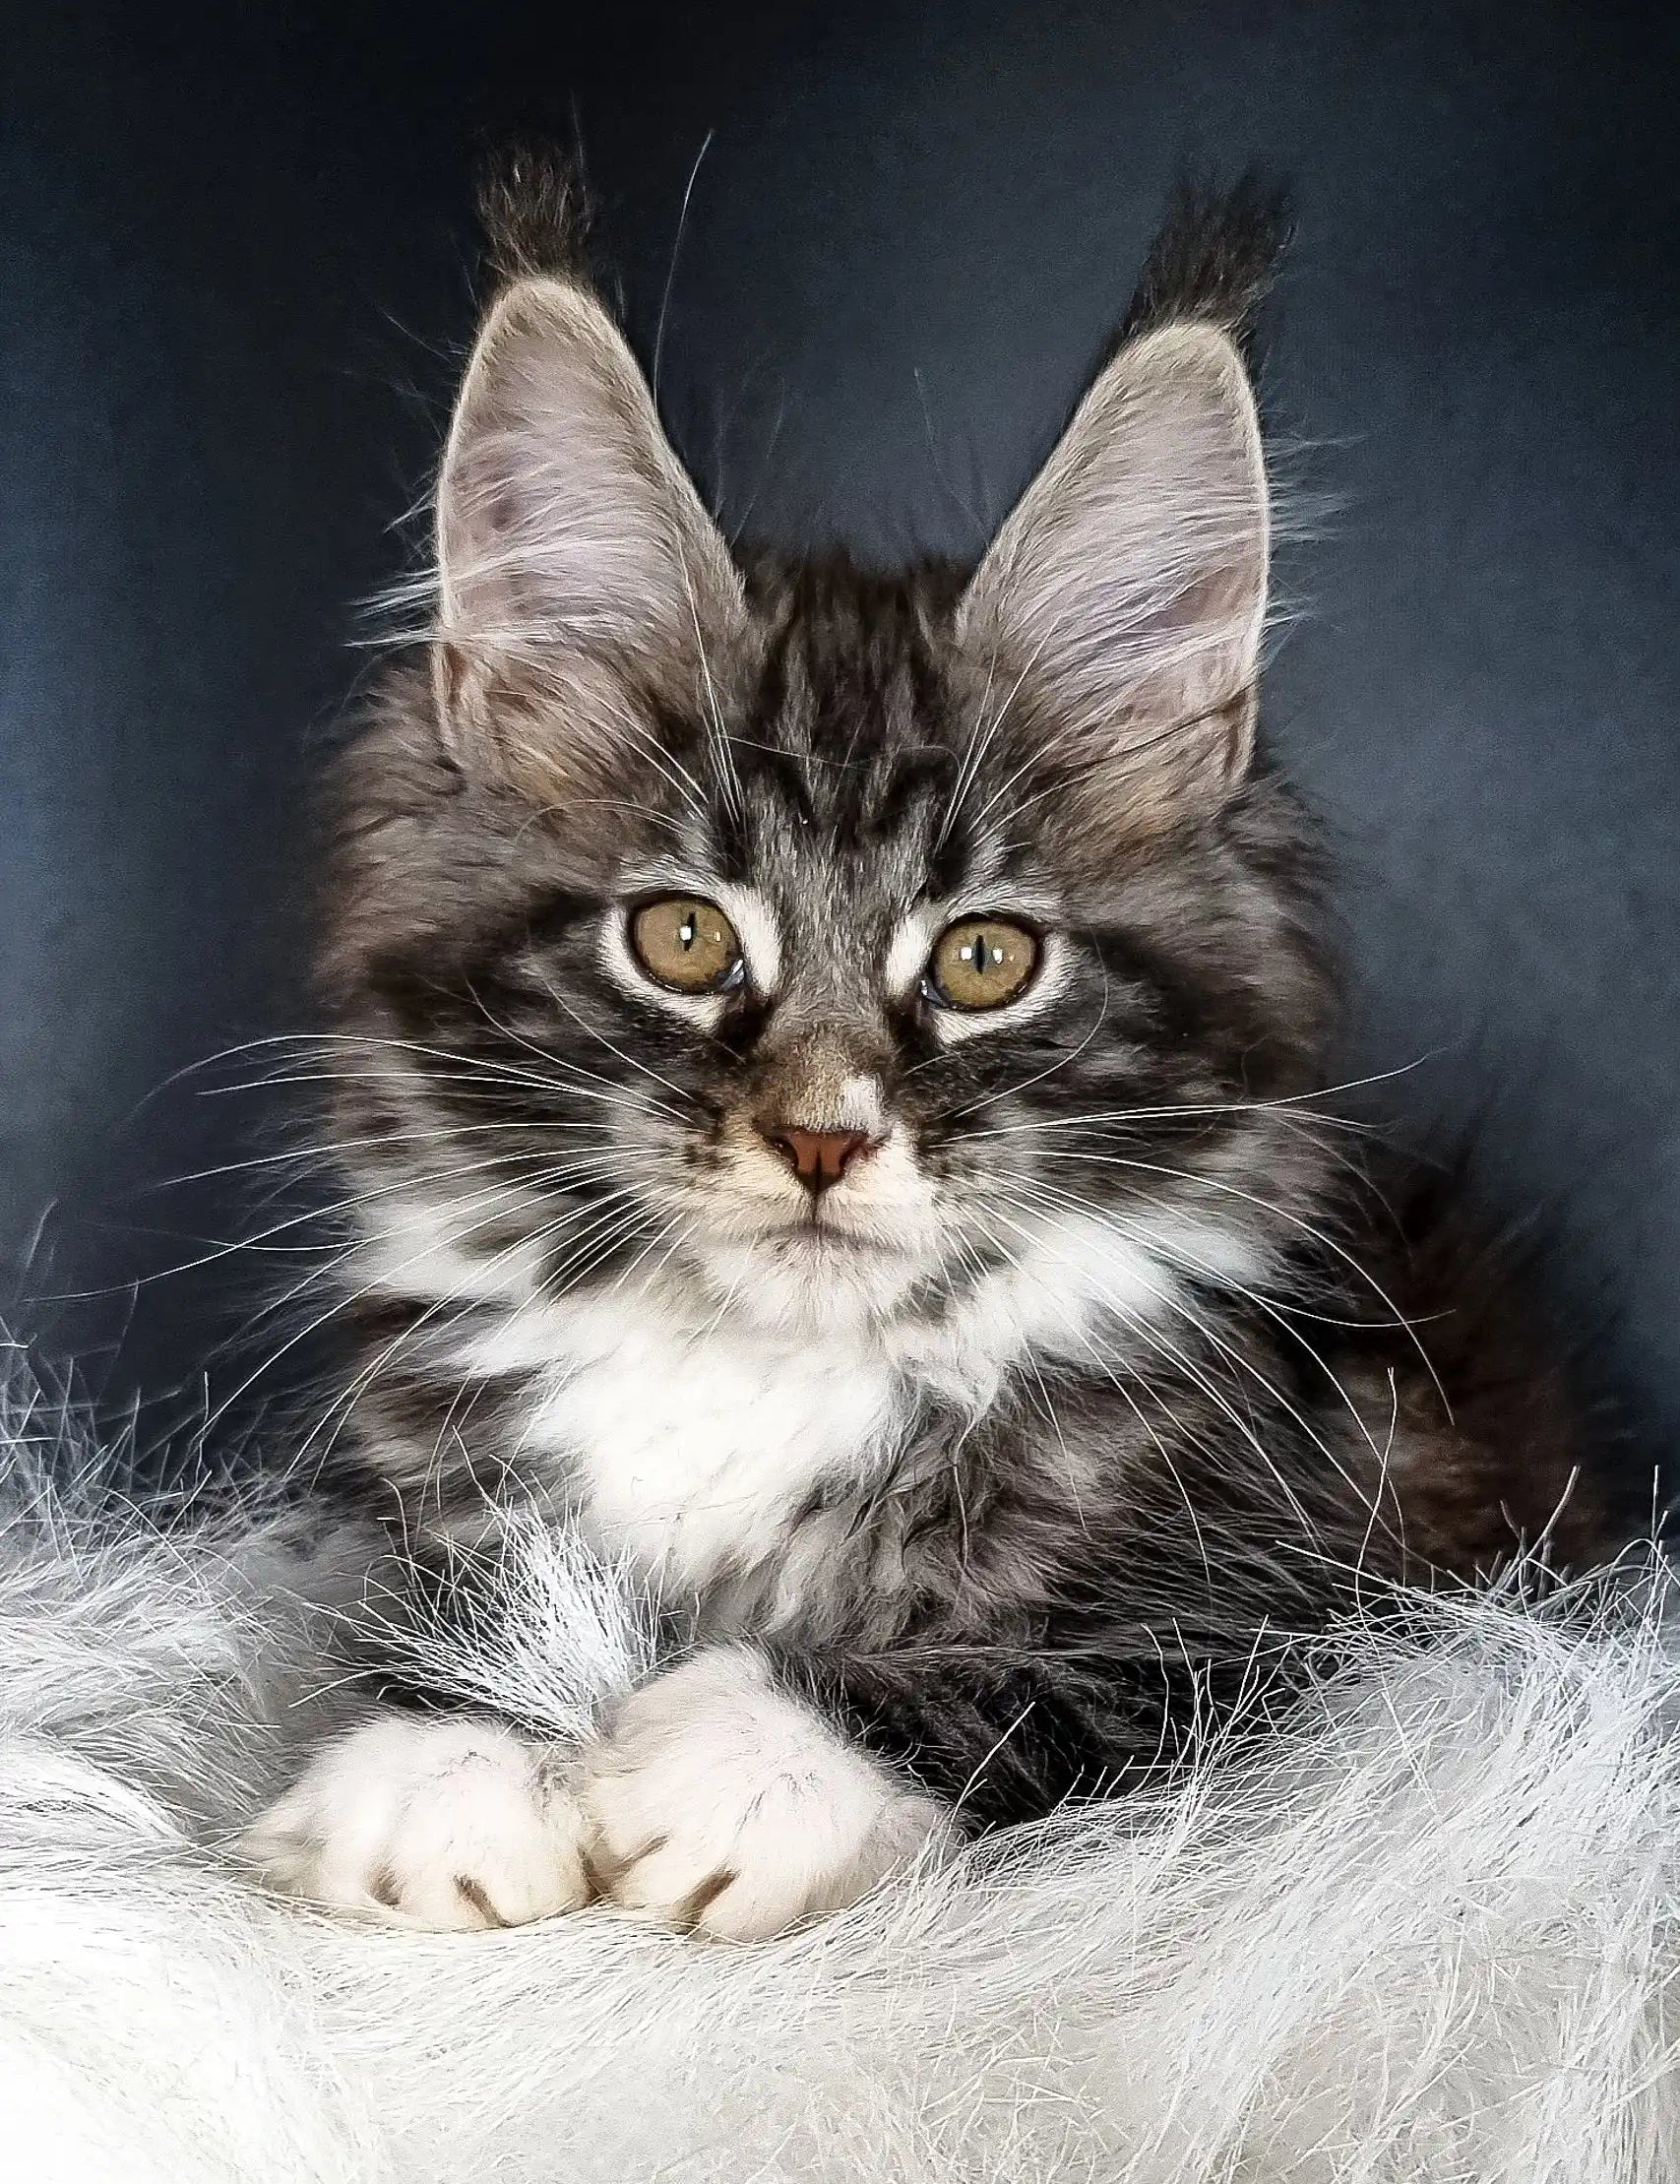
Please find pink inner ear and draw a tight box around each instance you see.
[432,275,745,766]
[956,323,1268,814]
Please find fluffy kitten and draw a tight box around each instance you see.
[246,167,1630,1939]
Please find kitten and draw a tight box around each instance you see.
[245,165,1630,1939]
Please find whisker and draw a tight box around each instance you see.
[940,973,1111,1122]
[532,972,699,1110]
[40,1145,633,1302]
[965,1207,1213,1586]
[186,1029,681,1123]
[996,1174,1402,1502]
[390,1191,663,1503]
[131,1115,626,1196]
[442,983,686,1125]
[1025,1148,1453,1420]
[200,1159,639,1441]
[950,1057,1438,1142]
[979,1191,1343,1541]
[305,1178,654,1450]
[238,1164,632,1377]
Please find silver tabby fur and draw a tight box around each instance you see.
[298,164,1627,1843]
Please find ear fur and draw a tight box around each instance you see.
[959,323,1269,822]
[432,245,742,798]
[959,183,1285,829]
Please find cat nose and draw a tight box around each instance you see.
[756,1124,875,1195]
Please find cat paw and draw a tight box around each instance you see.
[243,1713,591,1931]
[581,1648,951,1941]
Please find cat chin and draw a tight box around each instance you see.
[696,1227,935,1334]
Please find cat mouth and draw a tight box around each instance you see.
[773,1217,895,1257]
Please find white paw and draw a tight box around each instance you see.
[581,1648,951,1941]
[243,1713,591,1931]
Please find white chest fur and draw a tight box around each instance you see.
[444,1202,1263,1595]
[515,1301,902,1587]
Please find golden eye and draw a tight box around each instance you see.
[629,897,743,994]
[927,917,1039,1011]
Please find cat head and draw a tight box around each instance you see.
[327,176,1336,1346]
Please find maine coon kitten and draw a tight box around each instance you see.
[245,168,1630,1940]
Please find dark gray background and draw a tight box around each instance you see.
[3,2,1677,1463]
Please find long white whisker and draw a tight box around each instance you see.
[135,1115,626,1196]
[190,1029,680,1122]
[311,1190,657,1496]
[464,988,689,1125]
[487,1204,696,1490]
[941,974,1111,1122]
[1027,1148,1453,1420]
[979,1192,1333,1540]
[998,1174,1401,1500]
[533,972,699,1109]
[951,1058,1438,1142]
[45,1144,633,1305]
[965,1207,1215,1588]
[203,1158,638,1439]
[404,1190,662,1492]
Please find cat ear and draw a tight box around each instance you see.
[432,274,744,790]
[958,320,1269,823]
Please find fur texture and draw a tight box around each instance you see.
[253,168,1639,1932]
[1,1358,1677,2182]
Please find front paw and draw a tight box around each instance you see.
[581,1648,951,1941]
[243,1714,591,1931]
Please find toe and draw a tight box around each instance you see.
[605,1836,733,1926]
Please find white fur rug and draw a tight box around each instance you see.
[1,1358,1676,2183]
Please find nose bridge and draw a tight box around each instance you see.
[752,1013,886,1134]
[752,863,893,1132]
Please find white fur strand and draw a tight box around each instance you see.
[0,1359,1676,2182]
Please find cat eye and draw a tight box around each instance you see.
[925,917,1040,1011]
[629,897,744,994]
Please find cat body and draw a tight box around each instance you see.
[246,171,1626,1937]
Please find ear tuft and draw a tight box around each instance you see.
[474,144,594,291]
[431,253,742,794]
[1115,172,1291,360]
[959,213,1276,830]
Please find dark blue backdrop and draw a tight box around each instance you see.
[3,2,1676,1463]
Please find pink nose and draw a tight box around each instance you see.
[757,1124,873,1194]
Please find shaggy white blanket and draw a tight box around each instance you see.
[0,1359,1676,2183]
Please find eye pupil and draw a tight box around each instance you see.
[928,917,1038,1011]
[630,896,742,993]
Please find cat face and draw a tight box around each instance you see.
[327,225,1335,1345]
